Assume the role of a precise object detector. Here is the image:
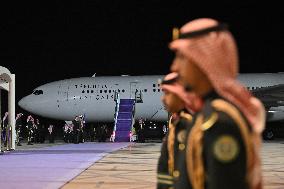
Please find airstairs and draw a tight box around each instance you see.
[110,89,143,142]
[111,98,135,142]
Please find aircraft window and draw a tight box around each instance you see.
[82,90,85,93]
[88,85,90,88]
[158,89,160,92]
[109,90,111,93]
[158,84,160,87]
[93,85,95,88]
[84,85,86,88]
[122,89,125,93]
[104,90,107,93]
[91,90,94,93]
[80,84,83,87]
[100,90,102,93]
[118,89,120,93]
[144,89,147,92]
[75,85,78,88]
[153,84,156,87]
[153,89,156,92]
[33,90,43,95]
[87,90,89,93]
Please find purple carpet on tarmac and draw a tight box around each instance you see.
[0,142,129,189]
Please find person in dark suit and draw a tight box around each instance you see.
[137,118,145,143]
[47,125,55,143]
[2,112,9,147]
[72,116,80,144]
[15,113,24,146]
[26,115,34,145]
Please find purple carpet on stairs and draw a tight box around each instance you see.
[0,142,129,189]
[115,99,135,142]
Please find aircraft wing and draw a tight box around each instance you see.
[251,84,284,109]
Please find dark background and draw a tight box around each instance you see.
[0,1,283,122]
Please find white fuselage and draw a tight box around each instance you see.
[18,75,167,122]
[18,73,284,122]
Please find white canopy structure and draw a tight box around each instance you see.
[0,66,16,150]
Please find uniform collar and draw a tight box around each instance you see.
[200,90,220,119]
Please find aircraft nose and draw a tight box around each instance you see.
[18,96,29,110]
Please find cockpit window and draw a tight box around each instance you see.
[33,90,43,95]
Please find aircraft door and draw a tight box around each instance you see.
[130,82,143,103]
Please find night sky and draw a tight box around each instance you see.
[0,1,283,120]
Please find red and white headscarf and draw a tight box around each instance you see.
[170,18,265,134]
[160,72,202,113]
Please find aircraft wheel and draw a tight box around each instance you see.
[263,128,274,140]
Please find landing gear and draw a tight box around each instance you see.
[263,128,274,140]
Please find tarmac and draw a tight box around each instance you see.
[1,139,284,189]
[61,140,284,189]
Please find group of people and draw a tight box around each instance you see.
[63,115,86,144]
[157,18,265,189]
[63,115,109,143]
[1,112,29,147]
[0,112,53,149]
[26,115,46,145]
[1,112,111,148]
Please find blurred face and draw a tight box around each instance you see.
[161,90,184,113]
[170,51,206,91]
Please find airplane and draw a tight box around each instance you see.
[18,75,167,122]
[18,73,284,139]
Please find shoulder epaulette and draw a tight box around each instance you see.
[201,112,218,131]
[211,99,249,133]
[180,111,193,122]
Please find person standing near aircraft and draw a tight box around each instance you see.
[48,124,55,143]
[137,118,145,143]
[36,119,45,143]
[156,72,194,189]
[78,115,86,143]
[72,116,80,144]
[15,113,24,146]
[26,115,34,145]
[169,18,265,189]
[33,119,40,143]
[63,123,69,143]
[2,112,9,147]
[68,123,74,143]
[99,124,108,142]
[89,123,95,142]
